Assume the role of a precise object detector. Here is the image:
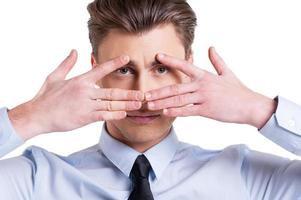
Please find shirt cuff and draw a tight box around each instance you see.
[0,107,24,157]
[259,96,301,156]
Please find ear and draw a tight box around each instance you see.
[91,52,103,87]
[91,52,98,69]
[187,50,194,64]
[182,50,194,83]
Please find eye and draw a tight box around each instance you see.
[116,67,134,75]
[155,65,169,75]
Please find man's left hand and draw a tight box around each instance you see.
[145,47,277,129]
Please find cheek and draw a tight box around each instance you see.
[99,76,134,89]
[154,71,185,88]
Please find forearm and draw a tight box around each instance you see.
[246,92,277,129]
[8,100,44,141]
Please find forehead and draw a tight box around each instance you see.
[97,24,186,64]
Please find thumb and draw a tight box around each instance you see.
[208,47,230,76]
[48,49,78,82]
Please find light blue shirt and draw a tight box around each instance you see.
[1,96,301,199]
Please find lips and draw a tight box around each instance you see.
[127,114,160,117]
[127,111,162,117]
[126,112,161,124]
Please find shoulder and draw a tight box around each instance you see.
[19,144,101,169]
[0,145,50,174]
[175,142,250,162]
[0,152,35,174]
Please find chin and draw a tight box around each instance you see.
[107,115,176,144]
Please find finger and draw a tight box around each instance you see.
[145,82,199,101]
[90,111,127,121]
[92,100,142,111]
[91,88,144,101]
[83,55,130,82]
[163,104,203,117]
[208,47,230,76]
[48,49,78,82]
[156,53,205,79]
[148,92,203,110]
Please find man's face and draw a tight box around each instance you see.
[92,24,192,150]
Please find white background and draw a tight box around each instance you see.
[1,0,301,160]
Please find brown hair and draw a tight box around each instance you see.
[87,0,197,58]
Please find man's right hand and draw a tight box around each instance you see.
[7,50,144,141]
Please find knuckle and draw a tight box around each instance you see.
[152,101,160,109]
[97,114,104,121]
[101,112,109,120]
[128,91,135,100]
[169,109,177,116]
[99,66,108,76]
[94,113,104,121]
[175,95,183,105]
[124,102,129,110]
[110,89,116,100]
[201,92,209,101]
[147,91,155,100]
[134,92,140,100]
[196,92,203,101]
[195,79,202,86]
[114,57,123,66]
[46,74,54,82]
[105,112,115,120]
[135,91,143,100]
[106,101,113,111]
[105,89,114,100]
[170,84,180,95]
[126,102,134,110]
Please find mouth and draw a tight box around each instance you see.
[126,112,161,124]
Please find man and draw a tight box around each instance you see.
[0,0,301,199]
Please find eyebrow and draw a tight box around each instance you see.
[124,59,162,69]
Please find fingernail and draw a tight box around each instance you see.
[212,47,218,54]
[140,92,145,101]
[148,102,154,109]
[157,53,165,59]
[135,102,142,108]
[121,55,129,63]
[136,92,143,100]
[68,49,74,57]
[145,93,152,100]
[163,109,168,115]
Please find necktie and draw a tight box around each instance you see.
[128,155,154,200]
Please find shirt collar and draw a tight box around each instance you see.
[99,123,179,181]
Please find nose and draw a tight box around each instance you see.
[135,73,158,93]
[134,74,160,110]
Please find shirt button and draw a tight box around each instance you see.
[288,119,296,127]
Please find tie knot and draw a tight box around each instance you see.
[130,155,152,180]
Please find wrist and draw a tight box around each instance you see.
[8,100,44,141]
[246,93,277,129]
